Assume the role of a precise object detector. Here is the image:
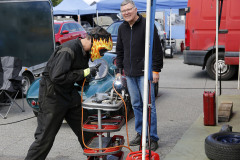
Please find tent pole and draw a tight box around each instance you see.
[142,0,151,159]
[215,0,219,125]
[170,8,172,46]
[96,10,99,25]
[78,15,80,24]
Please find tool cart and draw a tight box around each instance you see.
[82,87,127,160]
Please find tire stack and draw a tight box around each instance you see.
[205,132,240,160]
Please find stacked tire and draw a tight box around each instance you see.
[205,132,240,160]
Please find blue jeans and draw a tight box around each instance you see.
[126,76,159,141]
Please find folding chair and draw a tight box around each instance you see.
[0,56,25,119]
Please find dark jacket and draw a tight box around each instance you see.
[116,14,163,76]
[39,38,89,107]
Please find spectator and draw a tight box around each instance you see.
[116,0,163,151]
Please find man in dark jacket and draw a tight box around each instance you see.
[116,0,163,151]
[25,26,112,160]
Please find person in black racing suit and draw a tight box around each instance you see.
[25,26,112,160]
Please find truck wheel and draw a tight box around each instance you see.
[206,52,236,80]
[22,72,34,96]
[205,132,240,160]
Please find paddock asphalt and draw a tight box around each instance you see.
[164,94,240,160]
[1,95,239,160]
[1,53,240,160]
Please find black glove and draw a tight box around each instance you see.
[85,75,92,83]
[89,63,101,77]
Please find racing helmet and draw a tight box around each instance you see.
[89,26,113,61]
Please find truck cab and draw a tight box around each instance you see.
[0,0,55,94]
[183,0,240,80]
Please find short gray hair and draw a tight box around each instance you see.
[121,0,136,7]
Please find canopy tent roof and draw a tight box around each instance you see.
[158,0,188,9]
[53,0,187,16]
[53,0,118,15]
[53,0,92,15]
[96,0,188,11]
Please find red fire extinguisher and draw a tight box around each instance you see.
[180,41,184,52]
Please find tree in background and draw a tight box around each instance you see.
[52,0,62,7]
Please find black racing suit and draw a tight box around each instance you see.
[25,38,94,160]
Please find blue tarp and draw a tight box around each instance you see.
[96,0,188,11]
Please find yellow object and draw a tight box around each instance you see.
[90,37,113,61]
[83,68,90,77]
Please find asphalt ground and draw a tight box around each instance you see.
[1,52,240,160]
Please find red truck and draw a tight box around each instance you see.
[183,0,240,80]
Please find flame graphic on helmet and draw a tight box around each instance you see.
[90,37,113,61]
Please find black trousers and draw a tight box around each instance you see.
[25,100,93,160]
